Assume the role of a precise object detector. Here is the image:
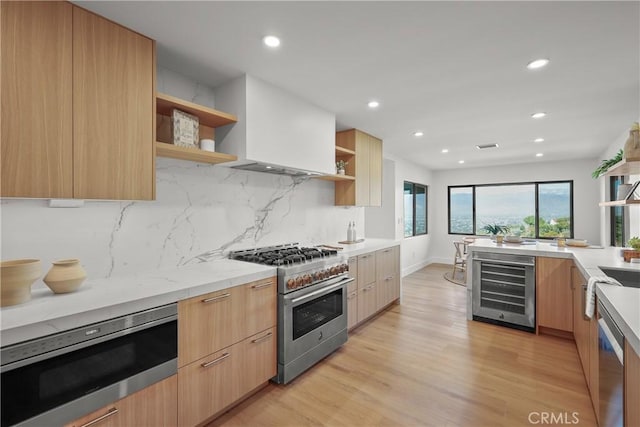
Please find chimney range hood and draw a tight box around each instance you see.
[214,75,335,177]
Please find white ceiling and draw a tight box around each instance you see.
[77,1,639,170]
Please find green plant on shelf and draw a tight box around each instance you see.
[336,160,348,172]
[592,149,623,178]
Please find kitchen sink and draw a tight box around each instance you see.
[598,267,640,288]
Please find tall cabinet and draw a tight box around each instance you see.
[1,2,155,200]
[333,129,382,207]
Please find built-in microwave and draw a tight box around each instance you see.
[0,304,177,427]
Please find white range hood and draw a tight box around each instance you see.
[214,74,335,176]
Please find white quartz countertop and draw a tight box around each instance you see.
[468,239,640,355]
[0,259,276,347]
[325,238,401,257]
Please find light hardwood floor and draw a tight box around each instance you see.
[209,264,597,427]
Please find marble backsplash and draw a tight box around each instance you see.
[1,159,363,281]
[1,67,363,282]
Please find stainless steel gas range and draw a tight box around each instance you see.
[230,244,353,384]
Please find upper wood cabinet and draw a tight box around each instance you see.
[536,257,573,334]
[73,7,155,200]
[1,3,155,200]
[1,1,73,198]
[334,129,383,206]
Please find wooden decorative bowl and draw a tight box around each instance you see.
[1,259,41,306]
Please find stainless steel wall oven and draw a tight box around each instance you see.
[0,304,177,427]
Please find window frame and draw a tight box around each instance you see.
[404,181,428,238]
[609,176,627,247]
[447,180,574,239]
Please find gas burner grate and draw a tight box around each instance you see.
[229,244,339,266]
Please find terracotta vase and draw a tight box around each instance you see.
[43,259,86,294]
[623,127,640,161]
[0,259,41,306]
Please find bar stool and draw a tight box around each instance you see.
[452,241,468,282]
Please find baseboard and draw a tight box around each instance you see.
[402,260,430,277]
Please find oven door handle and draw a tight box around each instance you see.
[290,277,354,305]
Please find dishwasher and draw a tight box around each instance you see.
[472,251,536,331]
[598,300,624,427]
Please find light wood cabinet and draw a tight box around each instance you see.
[242,327,277,394]
[357,252,376,287]
[589,304,600,422]
[73,6,155,200]
[536,257,573,334]
[571,266,590,385]
[347,257,359,330]
[1,1,73,198]
[64,375,177,427]
[376,246,400,309]
[178,286,244,367]
[334,129,383,206]
[244,277,277,338]
[178,343,242,427]
[625,342,640,427]
[1,3,155,200]
[177,277,277,426]
[358,283,378,323]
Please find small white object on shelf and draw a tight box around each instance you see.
[199,139,215,152]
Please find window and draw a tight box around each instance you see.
[610,177,627,247]
[448,181,573,239]
[404,181,427,237]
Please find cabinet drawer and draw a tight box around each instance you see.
[65,375,177,427]
[357,252,376,286]
[178,343,242,427]
[244,277,277,338]
[178,286,244,366]
[242,327,276,394]
[357,283,377,323]
[347,289,358,329]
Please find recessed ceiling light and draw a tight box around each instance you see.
[414,131,424,137]
[367,100,380,109]
[536,153,544,157]
[531,112,547,119]
[527,58,550,70]
[266,166,273,169]
[534,138,545,143]
[441,149,449,153]
[476,143,499,150]
[458,160,465,164]
[263,35,281,48]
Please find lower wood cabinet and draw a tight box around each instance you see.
[177,277,277,426]
[571,266,590,384]
[536,257,573,334]
[64,375,177,427]
[350,245,401,327]
[625,341,640,427]
[242,327,277,393]
[178,343,242,427]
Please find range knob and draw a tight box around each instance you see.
[330,266,338,275]
[314,272,323,280]
[339,264,347,273]
[295,276,304,287]
[287,278,296,289]
[344,263,349,272]
[303,274,312,284]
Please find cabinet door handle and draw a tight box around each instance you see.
[383,249,392,253]
[201,352,230,368]
[360,255,370,259]
[385,276,393,281]
[348,292,357,300]
[201,293,231,303]
[77,407,119,427]
[251,282,273,290]
[251,332,273,344]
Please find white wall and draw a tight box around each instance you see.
[366,156,433,276]
[428,159,600,263]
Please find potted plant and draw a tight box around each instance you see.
[482,224,510,244]
[623,237,640,262]
[336,160,348,175]
[592,149,623,178]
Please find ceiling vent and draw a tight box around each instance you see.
[476,143,499,150]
